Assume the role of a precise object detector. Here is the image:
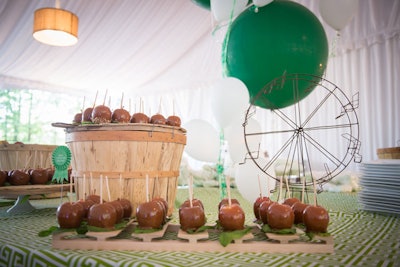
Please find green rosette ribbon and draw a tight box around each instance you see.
[51,146,72,183]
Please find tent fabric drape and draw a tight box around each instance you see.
[0,0,399,163]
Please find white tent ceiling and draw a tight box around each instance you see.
[0,0,224,97]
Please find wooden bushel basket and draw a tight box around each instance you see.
[0,143,56,170]
[65,124,186,216]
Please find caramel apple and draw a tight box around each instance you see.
[179,204,206,231]
[253,196,271,220]
[0,170,7,186]
[303,205,329,233]
[118,198,133,218]
[166,115,181,127]
[73,113,82,124]
[218,203,245,231]
[82,107,93,122]
[86,194,101,204]
[29,168,48,184]
[267,202,294,230]
[153,197,169,222]
[218,198,240,210]
[136,200,165,229]
[258,199,274,224]
[77,199,95,219]
[8,169,30,185]
[56,202,84,228]
[150,114,166,125]
[109,200,124,223]
[87,202,117,229]
[46,168,54,181]
[181,198,204,210]
[291,202,309,224]
[283,197,300,207]
[130,113,149,123]
[91,105,112,123]
[112,108,131,123]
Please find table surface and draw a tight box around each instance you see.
[1,187,399,267]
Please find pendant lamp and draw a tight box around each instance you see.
[33,1,78,46]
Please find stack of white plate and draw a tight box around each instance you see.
[358,159,400,215]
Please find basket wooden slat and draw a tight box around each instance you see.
[377,147,400,159]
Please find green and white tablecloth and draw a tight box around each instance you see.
[0,188,399,267]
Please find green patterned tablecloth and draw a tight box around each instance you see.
[0,188,399,267]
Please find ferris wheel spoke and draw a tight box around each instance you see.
[271,108,298,130]
[303,123,354,132]
[262,132,298,172]
[302,86,338,128]
[302,131,343,167]
[246,128,297,137]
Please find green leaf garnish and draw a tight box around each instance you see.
[185,224,214,234]
[261,224,297,235]
[219,227,252,247]
[38,226,71,237]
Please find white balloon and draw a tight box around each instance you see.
[319,0,358,31]
[253,0,273,8]
[234,161,275,204]
[210,0,248,22]
[211,77,249,129]
[183,119,220,163]
[225,118,261,164]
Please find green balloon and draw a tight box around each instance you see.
[191,0,210,10]
[222,0,328,109]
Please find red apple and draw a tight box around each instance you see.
[218,203,245,231]
[179,205,206,231]
[291,202,309,224]
[253,196,271,220]
[303,205,329,233]
[87,202,117,229]
[267,202,294,230]
[56,202,84,228]
[136,200,165,229]
[73,112,82,124]
[258,199,274,224]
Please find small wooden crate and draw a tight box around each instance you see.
[0,143,56,170]
[377,147,400,159]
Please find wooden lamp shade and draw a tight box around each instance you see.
[33,8,78,46]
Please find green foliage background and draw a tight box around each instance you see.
[0,89,81,145]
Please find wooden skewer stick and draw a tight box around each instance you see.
[189,175,193,208]
[313,176,318,206]
[120,92,124,109]
[106,176,112,202]
[145,174,149,202]
[226,176,232,207]
[103,89,108,106]
[158,97,162,114]
[100,175,103,204]
[83,174,86,200]
[257,175,262,198]
[119,174,123,199]
[81,96,85,112]
[92,91,98,108]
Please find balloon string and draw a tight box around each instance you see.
[220,0,238,78]
[329,31,340,58]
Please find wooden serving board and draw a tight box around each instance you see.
[0,184,71,198]
[52,223,334,253]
